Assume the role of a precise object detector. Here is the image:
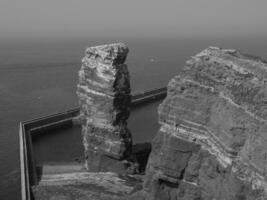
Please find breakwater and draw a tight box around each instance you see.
[19,86,166,200]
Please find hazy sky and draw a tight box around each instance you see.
[0,0,267,39]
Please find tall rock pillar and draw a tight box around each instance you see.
[77,43,132,171]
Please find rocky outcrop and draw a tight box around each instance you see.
[77,43,132,172]
[137,47,267,200]
[32,171,142,200]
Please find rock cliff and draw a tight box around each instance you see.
[136,47,267,200]
[77,43,132,172]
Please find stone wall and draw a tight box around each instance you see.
[134,47,267,200]
[77,43,132,171]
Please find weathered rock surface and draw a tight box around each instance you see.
[77,43,132,171]
[32,171,142,200]
[134,47,267,200]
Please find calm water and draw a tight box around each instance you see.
[32,100,162,166]
[1,36,267,199]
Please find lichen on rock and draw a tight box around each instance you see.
[77,43,132,172]
[133,47,267,200]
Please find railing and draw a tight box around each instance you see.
[19,87,167,200]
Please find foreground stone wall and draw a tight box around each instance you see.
[77,43,132,171]
[135,47,267,200]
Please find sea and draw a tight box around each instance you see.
[0,36,267,199]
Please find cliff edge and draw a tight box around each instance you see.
[134,47,267,200]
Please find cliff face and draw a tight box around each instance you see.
[140,47,267,200]
[77,43,132,171]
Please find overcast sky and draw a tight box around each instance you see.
[0,0,267,39]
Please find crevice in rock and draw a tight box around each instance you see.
[132,143,152,173]
[179,166,186,180]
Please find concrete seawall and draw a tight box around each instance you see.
[19,86,167,200]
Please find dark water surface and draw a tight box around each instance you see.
[1,36,267,199]
[32,100,161,165]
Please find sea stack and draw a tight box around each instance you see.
[138,47,267,200]
[77,43,132,171]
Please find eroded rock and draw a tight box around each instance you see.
[77,43,132,172]
[136,47,267,200]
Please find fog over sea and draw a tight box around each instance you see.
[0,36,267,199]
